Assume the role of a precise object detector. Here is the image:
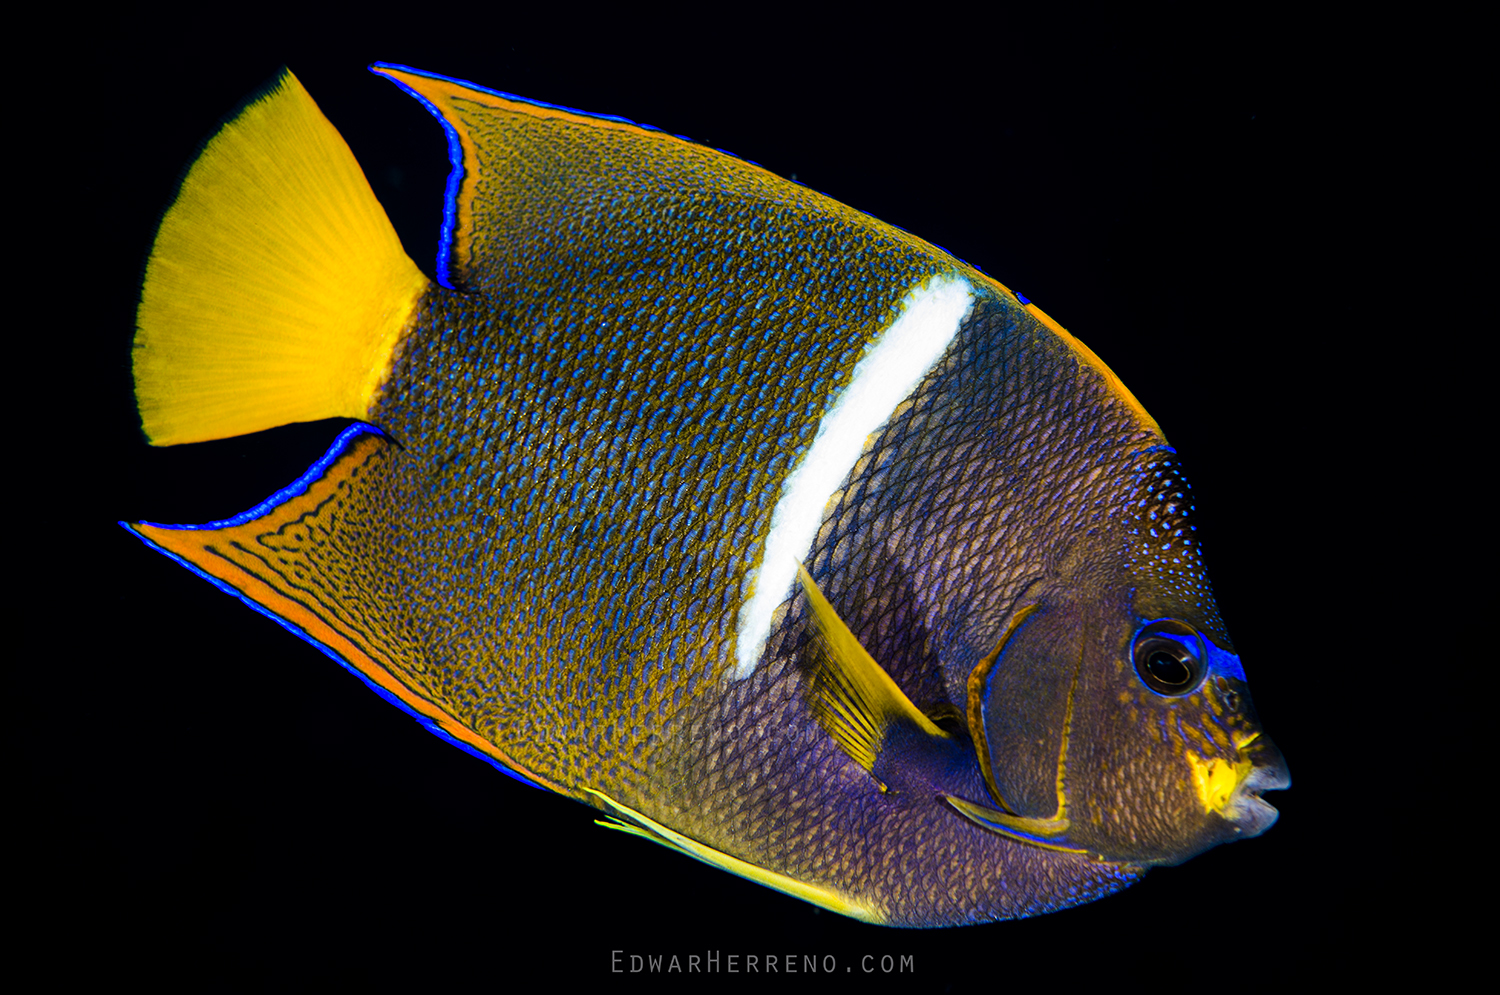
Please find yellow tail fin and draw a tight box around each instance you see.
[134,69,429,445]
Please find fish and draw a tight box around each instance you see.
[123,63,1288,928]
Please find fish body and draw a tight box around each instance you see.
[126,64,1287,927]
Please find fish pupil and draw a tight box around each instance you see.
[1131,623,1204,696]
[1146,650,1192,686]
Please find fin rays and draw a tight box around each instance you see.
[588,788,882,923]
[795,563,948,778]
[135,70,427,445]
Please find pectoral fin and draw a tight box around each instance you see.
[795,563,950,778]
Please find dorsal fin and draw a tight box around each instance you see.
[122,425,559,794]
[366,63,961,299]
[795,563,948,775]
[371,63,690,293]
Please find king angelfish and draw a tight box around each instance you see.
[125,64,1289,927]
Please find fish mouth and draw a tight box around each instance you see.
[1222,743,1291,839]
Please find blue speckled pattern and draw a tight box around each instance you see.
[354,278,1157,922]
[1120,455,1228,643]
[129,66,1287,926]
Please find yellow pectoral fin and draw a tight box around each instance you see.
[587,789,882,924]
[795,563,948,777]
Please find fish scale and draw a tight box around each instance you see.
[672,659,1141,922]
[801,300,1158,704]
[126,64,1287,927]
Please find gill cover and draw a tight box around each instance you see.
[965,602,1087,835]
[966,591,1287,865]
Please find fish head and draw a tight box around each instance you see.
[967,454,1289,866]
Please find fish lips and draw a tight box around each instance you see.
[1223,737,1291,840]
[1129,736,1289,868]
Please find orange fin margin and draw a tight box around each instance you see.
[369,62,737,293]
[123,424,562,794]
[368,63,1161,444]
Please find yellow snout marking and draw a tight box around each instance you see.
[1186,752,1253,814]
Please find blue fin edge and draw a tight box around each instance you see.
[369,61,673,292]
[369,61,662,131]
[135,422,385,531]
[368,66,463,291]
[121,422,549,793]
[362,64,1006,298]
[366,62,778,291]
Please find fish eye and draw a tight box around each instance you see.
[1131,620,1205,696]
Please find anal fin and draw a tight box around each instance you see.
[124,424,559,794]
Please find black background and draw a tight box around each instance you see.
[28,7,1389,989]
